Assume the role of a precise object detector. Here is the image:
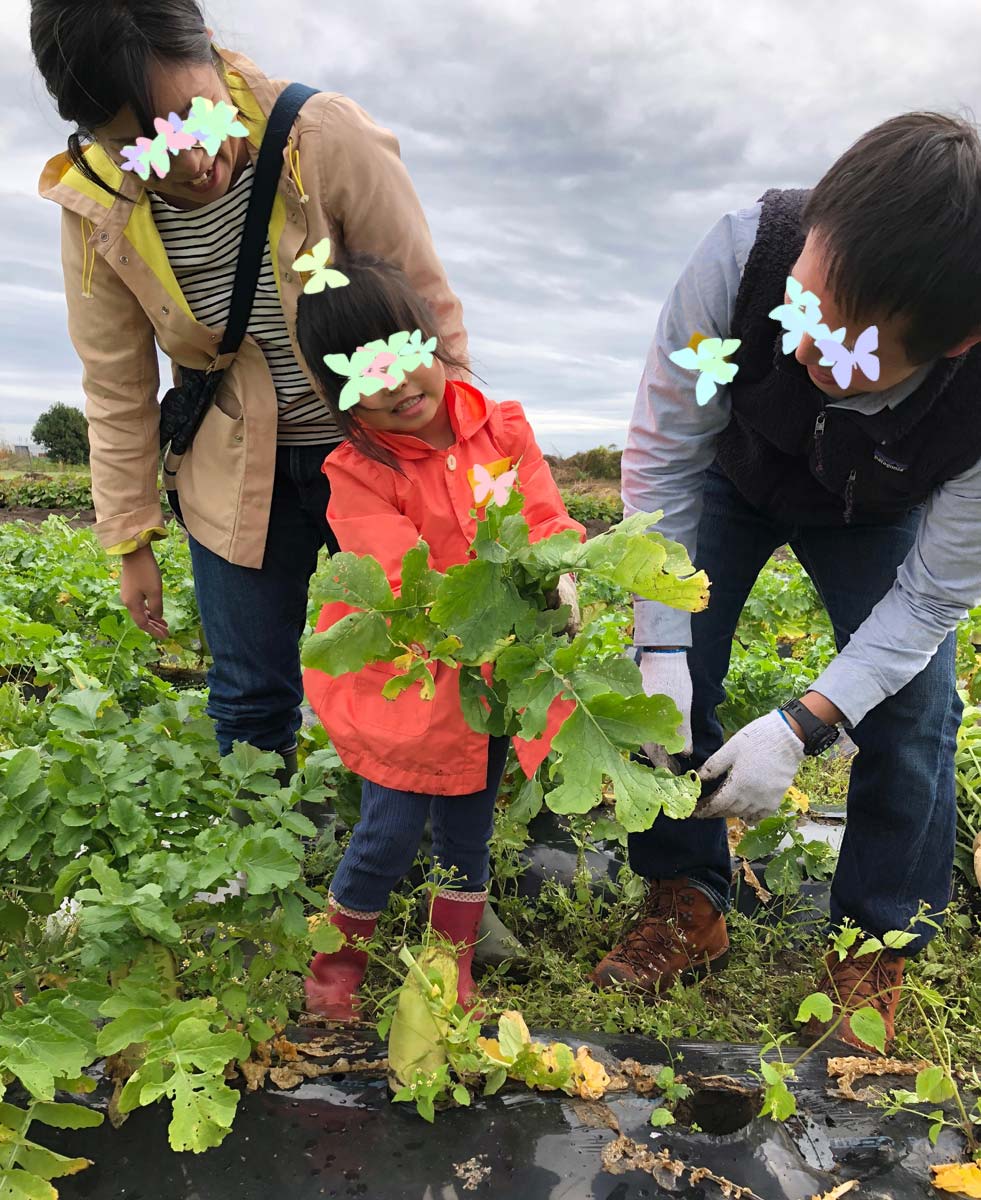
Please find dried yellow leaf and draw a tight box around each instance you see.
[476,1037,508,1064]
[810,1181,858,1199]
[931,1161,981,1196]
[571,1045,611,1100]
[786,785,810,813]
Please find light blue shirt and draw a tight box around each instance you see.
[622,203,981,725]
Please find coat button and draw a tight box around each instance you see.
[161,306,169,315]
[210,334,218,342]
[119,255,129,265]
[98,232,109,242]
[233,434,243,443]
[446,454,457,470]
[285,271,293,282]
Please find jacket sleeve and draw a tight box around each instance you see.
[60,209,164,551]
[325,454,425,591]
[315,96,469,375]
[495,402,586,544]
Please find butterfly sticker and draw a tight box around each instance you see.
[154,112,198,156]
[183,96,249,156]
[815,325,880,389]
[769,275,826,354]
[669,336,742,405]
[390,329,438,374]
[121,100,246,183]
[323,330,437,410]
[291,238,350,294]
[120,133,171,181]
[472,462,518,507]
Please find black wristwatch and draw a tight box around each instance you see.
[780,698,840,757]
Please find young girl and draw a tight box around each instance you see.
[295,254,584,1020]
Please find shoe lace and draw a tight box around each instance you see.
[829,952,903,1012]
[613,884,692,966]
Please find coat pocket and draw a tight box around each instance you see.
[175,400,246,534]
[351,662,436,739]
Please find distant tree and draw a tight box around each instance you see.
[31,404,89,465]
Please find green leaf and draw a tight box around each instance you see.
[735,814,789,860]
[10,1139,91,1181]
[649,1107,675,1127]
[30,1101,103,1130]
[764,847,804,896]
[219,986,250,1021]
[497,1014,528,1064]
[301,611,393,677]
[795,993,833,1025]
[0,1170,58,1200]
[399,543,440,607]
[240,833,299,895]
[0,901,29,940]
[915,1065,956,1104]
[483,1065,508,1096]
[547,699,698,831]
[849,1007,887,1054]
[855,936,884,957]
[761,1080,797,1121]
[310,923,345,954]
[312,552,395,610]
[882,930,917,951]
[1,749,42,799]
[166,1068,242,1153]
[452,1084,472,1107]
[429,560,525,659]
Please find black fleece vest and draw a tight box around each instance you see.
[713,188,981,525]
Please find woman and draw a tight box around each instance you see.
[31,0,467,777]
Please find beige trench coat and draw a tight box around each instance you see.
[39,48,468,566]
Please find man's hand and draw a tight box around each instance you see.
[120,544,169,640]
[639,648,693,760]
[694,709,804,822]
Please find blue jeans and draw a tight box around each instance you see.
[188,443,340,756]
[330,736,510,913]
[629,467,960,952]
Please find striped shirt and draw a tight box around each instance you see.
[150,161,339,446]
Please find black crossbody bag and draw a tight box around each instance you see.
[159,83,319,470]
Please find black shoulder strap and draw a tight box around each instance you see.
[219,83,319,355]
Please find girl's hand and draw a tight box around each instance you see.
[120,544,169,639]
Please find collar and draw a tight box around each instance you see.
[366,380,492,461]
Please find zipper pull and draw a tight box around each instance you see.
[843,468,857,524]
[813,410,827,472]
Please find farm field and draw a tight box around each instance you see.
[1,461,980,1197]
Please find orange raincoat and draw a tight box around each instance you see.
[303,381,585,794]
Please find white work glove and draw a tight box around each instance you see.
[695,709,804,822]
[639,648,693,762]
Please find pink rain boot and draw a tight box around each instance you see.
[305,903,379,1022]
[429,890,487,1011]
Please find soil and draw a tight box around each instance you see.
[0,507,97,526]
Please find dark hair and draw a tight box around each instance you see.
[802,111,981,363]
[30,0,215,200]
[296,252,469,469]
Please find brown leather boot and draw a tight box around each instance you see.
[802,946,906,1054]
[590,878,730,994]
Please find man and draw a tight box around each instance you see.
[592,113,981,1052]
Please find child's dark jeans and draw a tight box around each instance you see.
[330,736,510,914]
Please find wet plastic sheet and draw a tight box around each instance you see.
[50,1029,953,1200]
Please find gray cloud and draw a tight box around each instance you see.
[2,0,980,452]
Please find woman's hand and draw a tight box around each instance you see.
[120,544,169,639]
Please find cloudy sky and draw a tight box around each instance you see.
[2,0,979,453]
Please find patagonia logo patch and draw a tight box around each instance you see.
[874,449,909,472]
